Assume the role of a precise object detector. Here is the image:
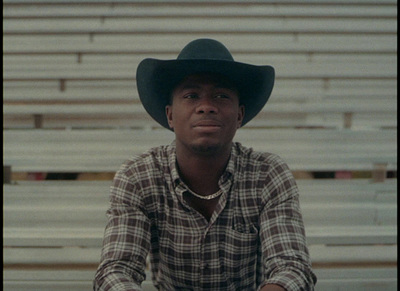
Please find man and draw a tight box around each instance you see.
[94,39,317,290]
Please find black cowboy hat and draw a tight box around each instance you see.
[136,38,275,130]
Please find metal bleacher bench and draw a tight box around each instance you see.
[3,128,397,173]
[3,179,397,290]
[3,0,397,290]
[2,127,398,291]
[3,2,397,131]
[3,127,397,291]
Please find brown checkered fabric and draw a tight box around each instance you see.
[94,142,316,290]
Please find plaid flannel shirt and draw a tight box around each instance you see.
[94,142,317,290]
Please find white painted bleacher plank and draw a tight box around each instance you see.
[351,113,397,130]
[314,268,397,282]
[4,225,396,247]
[4,247,101,265]
[3,227,103,247]
[3,270,99,282]
[2,97,396,115]
[4,191,396,223]
[315,279,397,291]
[3,4,397,18]
[304,204,396,226]
[3,53,396,70]
[3,115,161,130]
[4,58,396,80]
[3,17,397,34]
[3,56,397,79]
[3,109,397,130]
[297,179,397,204]
[3,245,397,266]
[3,53,396,75]
[3,34,396,53]
[4,200,395,228]
[3,280,156,291]
[3,268,397,291]
[2,104,143,115]
[3,78,397,102]
[3,205,106,228]
[4,179,396,204]
[4,179,396,199]
[5,179,398,199]
[3,282,97,291]
[309,245,397,264]
[3,129,397,172]
[304,226,397,245]
[3,269,155,291]
[3,181,112,202]
[3,60,396,80]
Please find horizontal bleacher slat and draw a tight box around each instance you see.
[4,244,397,266]
[3,268,397,291]
[3,179,397,290]
[4,179,396,204]
[3,34,397,53]
[3,15,397,34]
[3,61,396,80]
[4,224,396,248]
[3,270,157,291]
[4,78,396,103]
[3,128,397,172]
[2,98,396,115]
[3,198,396,228]
[3,2,397,18]
[3,77,397,129]
[3,179,397,248]
[3,109,397,130]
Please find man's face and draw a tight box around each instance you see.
[166,73,245,155]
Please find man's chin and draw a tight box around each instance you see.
[190,142,224,156]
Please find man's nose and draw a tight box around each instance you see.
[196,97,218,114]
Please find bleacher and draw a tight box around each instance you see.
[3,1,397,290]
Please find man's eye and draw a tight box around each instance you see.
[215,94,230,99]
[184,94,198,99]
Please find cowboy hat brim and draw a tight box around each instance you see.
[136,58,275,130]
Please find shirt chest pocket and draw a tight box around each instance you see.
[219,226,259,268]
[218,209,260,270]
[232,221,258,234]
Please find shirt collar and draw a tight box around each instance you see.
[224,143,237,179]
[167,141,181,187]
[168,142,237,188]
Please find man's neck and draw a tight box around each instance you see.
[175,143,232,195]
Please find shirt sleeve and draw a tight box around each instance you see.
[94,166,151,291]
[258,155,317,291]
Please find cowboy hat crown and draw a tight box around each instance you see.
[177,38,234,61]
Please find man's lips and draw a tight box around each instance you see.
[192,120,223,132]
[192,120,223,128]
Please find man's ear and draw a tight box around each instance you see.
[165,105,174,129]
[237,105,245,128]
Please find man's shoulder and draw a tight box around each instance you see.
[234,142,287,167]
[118,144,174,177]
